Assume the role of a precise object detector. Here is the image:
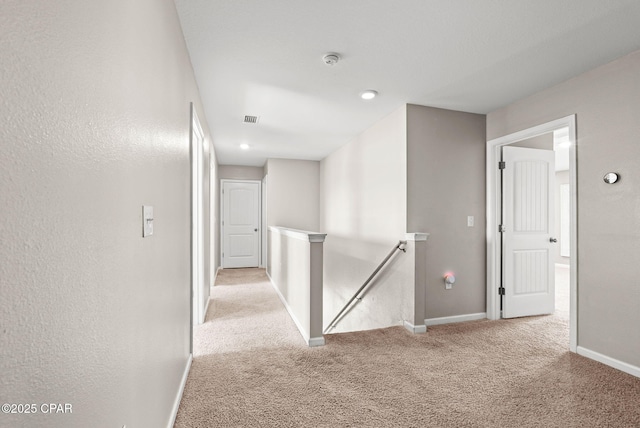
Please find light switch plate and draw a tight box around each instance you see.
[143,206,154,237]
[467,216,474,227]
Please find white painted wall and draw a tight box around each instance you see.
[487,49,640,368]
[0,0,213,426]
[265,158,320,231]
[320,106,409,332]
[212,153,220,276]
[267,227,325,346]
[198,108,213,325]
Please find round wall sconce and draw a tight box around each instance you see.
[603,172,619,184]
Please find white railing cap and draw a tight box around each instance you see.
[405,232,429,241]
[269,226,327,243]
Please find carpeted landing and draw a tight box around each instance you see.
[174,268,640,427]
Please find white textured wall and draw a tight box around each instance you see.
[265,159,320,231]
[320,106,409,332]
[201,111,213,324]
[0,0,212,426]
[487,49,640,368]
[267,229,317,342]
[211,153,220,276]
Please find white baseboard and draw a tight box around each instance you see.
[167,353,192,428]
[425,312,486,326]
[403,320,427,334]
[266,271,323,347]
[577,346,640,379]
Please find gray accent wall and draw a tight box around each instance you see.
[0,0,214,426]
[219,165,265,181]
[510,133,554,150]
[487,49,640,368]
[406,105,487,319]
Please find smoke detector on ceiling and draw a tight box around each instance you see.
[322,53,340,66]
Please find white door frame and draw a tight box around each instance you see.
[190,103,205,328]
[261,175,267,268]
[486,114,577,352]
[220,179,262,268]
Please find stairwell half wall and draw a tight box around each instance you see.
[320,106,409,333]
[320,103,487,333]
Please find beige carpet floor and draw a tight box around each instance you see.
[174,268,640,428]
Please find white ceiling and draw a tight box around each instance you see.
[175,0,640,166]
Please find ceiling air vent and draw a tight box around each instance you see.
[243,115,259,124]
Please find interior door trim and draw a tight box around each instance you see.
[220,179,262,269]
[486,115,577,352]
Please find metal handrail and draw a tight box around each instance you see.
[323,240,407,334]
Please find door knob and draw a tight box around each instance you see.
[550,237,558,243]
[254,228,258,232]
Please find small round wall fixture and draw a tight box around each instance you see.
[360,90,378,100]
[603,172,619,184]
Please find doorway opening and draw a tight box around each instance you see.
[486,115,577,352]
[553,126,572,321]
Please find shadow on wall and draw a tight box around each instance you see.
[267,229,289,299]
[323,235,413,333]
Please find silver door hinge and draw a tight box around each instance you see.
[498,287,505,296]
[499,224,506,233]
[498,161,506,169]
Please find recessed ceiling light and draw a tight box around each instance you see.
[240,143,250,151]
[360,90,378,100]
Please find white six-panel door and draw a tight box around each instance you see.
[222,180,260,268]
[502,146,556,318]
